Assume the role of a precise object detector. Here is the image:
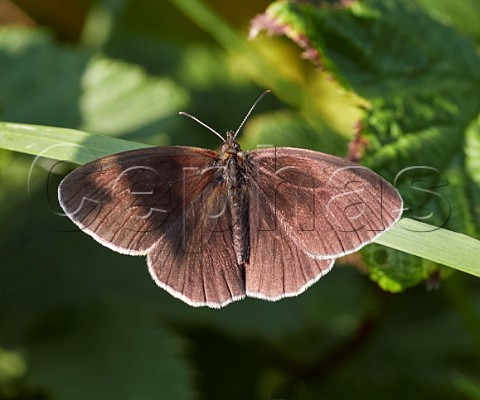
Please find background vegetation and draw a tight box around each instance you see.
[0,0,479,399]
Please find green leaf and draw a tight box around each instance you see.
[0,27,188,141]
[411,0,480,45]
[251,0,480,290]
[363,244,434,293]
[257,1,480,97]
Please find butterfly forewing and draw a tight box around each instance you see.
[59,147,219,254]
[246,147,403,259]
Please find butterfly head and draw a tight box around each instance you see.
[180,90,270,162]
[222,130,242,156]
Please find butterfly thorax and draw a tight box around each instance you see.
[221,131,249,266]
[221,131,246,206]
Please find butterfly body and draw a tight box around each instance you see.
[221,131,250,267]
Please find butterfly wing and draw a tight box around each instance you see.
[59,146,245,307]
[59,147,216,255]
[245,225,334,300]
[147,179,246,307]
[246,147,403,259]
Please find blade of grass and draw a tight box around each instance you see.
[376,218,480,277]
[0,122,150,165]
[169,0,307,108]
[1,122,479,277]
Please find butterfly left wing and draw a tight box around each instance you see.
[59,146,246,308]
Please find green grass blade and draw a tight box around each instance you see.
[0,122,151,165]
[2,121,480,276]
[169,0,306,107]
[376,218,480,277]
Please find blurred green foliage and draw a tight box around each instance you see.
[0,0,480,399]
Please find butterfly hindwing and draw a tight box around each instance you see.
[147,179,246,307]
[245,205,334,300]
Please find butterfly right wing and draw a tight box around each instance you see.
[243,146,402,301]
[246,147,403,259]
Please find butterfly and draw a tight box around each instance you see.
[58,91,403,308]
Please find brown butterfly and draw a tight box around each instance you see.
[58,91,403,308]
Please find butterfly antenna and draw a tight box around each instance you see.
[234,90,271,139]
[179,111,226,143]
